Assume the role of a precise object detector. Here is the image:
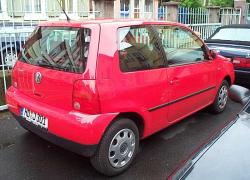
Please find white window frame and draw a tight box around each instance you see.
[58,0,79,20]
[0,0,10,20]
[24,0,47,20]
[120,0,131,18]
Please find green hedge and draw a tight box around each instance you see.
[0,71,11,106]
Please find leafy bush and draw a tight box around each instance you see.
[210,0,234,7]
[0,72,11,106]
[180,0,202,7]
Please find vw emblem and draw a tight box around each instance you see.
[35,72,42,84]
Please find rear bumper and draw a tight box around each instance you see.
[6,86,119,156]
[235,69,250,85]
[12,113,97,157]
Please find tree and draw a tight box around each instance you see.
[180,0,202,7]
[210,0,234,7]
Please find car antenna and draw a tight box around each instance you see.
[56,0,70,21]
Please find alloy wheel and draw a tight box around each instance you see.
[108,128,136,168]
[218,85,228,109]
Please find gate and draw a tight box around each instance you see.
[220,8,241,25]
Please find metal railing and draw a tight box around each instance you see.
[188,23,222,40]
[178,7,210,24]
[0,29,32,110]
[220,8,241,25]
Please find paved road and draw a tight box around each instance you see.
[0,100,243,180]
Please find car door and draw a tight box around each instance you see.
[108,25,170,131]
[155,26,217,123]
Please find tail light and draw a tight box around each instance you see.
[232,57,250,68]
[72,79,101,114]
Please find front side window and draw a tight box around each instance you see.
[118,26,166,72]
[155,26,206,66]
[19,27,91,73]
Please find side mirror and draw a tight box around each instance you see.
[210,49,217,59]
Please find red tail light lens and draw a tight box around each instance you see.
[232,57,250,68]
[73,79,101,114]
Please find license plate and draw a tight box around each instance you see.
[20,108,48,129]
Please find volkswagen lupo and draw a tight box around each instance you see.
[6,19,234,176]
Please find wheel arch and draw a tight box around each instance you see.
[224,75,232,86]
[115,112,145,138]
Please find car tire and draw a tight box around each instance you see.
[210,80,229,114]
[90,118,139,176]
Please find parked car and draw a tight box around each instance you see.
[169,85,250,180]
[205,24,250,86]
[6,19,234,176]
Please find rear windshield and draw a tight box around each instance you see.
[19,27,91,73]
[211,28,250,42]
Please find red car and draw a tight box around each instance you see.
[6,19,234,176]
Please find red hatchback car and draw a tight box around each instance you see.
[6,19,234,176]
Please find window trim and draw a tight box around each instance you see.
[168,60,207,68]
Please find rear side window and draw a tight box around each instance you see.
[118,26,166,72]
[19,27,91,73]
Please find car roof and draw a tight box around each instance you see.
[38,19,187,28]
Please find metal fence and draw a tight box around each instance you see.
[178,7,209,24]
[188,23,222,40]
[177,6,241,40]
[0,28,32,110]
[220,8,241,25]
